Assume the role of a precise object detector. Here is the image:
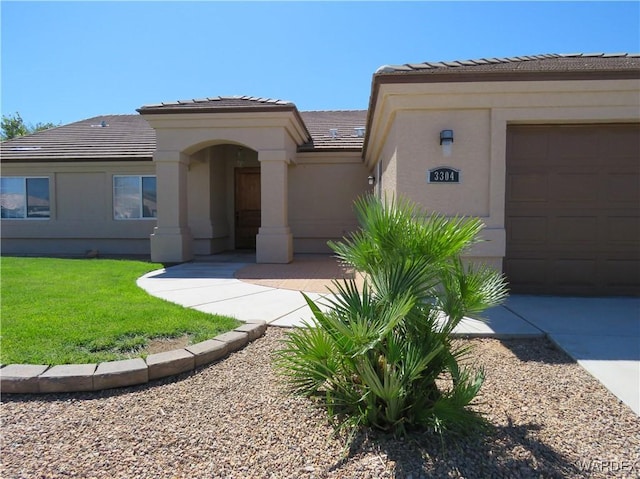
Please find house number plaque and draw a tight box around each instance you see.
[428,167,460,183]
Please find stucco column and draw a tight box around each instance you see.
[150,150,193,263]
[256,150,293,263]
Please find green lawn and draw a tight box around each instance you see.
[0,257,240,365]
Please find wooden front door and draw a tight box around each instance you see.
[235,167,261,249]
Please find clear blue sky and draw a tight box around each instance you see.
[2,1,639,126]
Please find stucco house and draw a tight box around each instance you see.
[2,53,639,296]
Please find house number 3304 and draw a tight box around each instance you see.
[428,167,460,183]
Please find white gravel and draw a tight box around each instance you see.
[2,328,638,479]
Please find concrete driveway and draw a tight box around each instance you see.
[497,295,640,415]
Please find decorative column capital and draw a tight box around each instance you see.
[153,150,190,164]
[258,149,290,164]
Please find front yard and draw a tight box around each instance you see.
[0,257,239,365]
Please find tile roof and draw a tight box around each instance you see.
[137,95,295,113]
[3,54,636,162]
[1,115,156,161]
[1,110,366,161]
[299,110,367,151]
[375,53,640,76]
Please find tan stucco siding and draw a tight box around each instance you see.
[1,161,156,256]
[394,109,491,217]
[365,78,640,269]
[289,153,370,253]
[144,112,305,159]
[377,121,398,199]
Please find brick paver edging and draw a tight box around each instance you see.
[0,321,267,394]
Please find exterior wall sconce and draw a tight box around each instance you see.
[236,147,245,167]
[368,175,376,186]
[440,129,454,157]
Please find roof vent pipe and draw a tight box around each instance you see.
[329,128,338,139]
[354,127,365,137]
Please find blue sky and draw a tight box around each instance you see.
[2,1,639,126]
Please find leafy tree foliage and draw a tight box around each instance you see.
[1,112,58,140]
[276,195,509,440]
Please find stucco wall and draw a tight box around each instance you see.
[377,121,398,199]
[395,109,491,217]
[186,146,369,255]
[366,77,640,270]
[289,152,370,253]
[1,161,156,256]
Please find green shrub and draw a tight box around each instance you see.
[275,195,508,438]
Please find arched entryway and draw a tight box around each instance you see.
[138,98,308,264]
[185,143,261,255]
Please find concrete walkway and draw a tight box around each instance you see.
[137,256,639,415]
[501,295,640,416]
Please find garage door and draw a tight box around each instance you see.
[504,124,640,296]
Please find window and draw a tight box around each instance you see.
[114,175,157,219]
[0,177,50,219]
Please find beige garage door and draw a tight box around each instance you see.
[504,124,640,296]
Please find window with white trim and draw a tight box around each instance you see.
[113,175,157,219]
[0,177,50,219]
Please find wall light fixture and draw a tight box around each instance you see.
[440,129,454,157]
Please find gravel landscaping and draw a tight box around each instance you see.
[2,327,638,479]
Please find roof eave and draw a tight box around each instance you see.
[1,156,153,163]
[296,146,363,154]
[138,105,312,146]
[363,68,640,162]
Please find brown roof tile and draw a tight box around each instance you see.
[4,54,636,162]
[1,110,367,161]
[1,115,156,162]
[298,111,367,151]
[137,95,295,114]
[375,53,640,76]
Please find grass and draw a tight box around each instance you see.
[0,257,240,365]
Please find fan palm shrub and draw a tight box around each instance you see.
[275,195,508,438]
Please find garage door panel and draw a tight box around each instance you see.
[548,128,599,162]
[603,260,640,288]
[552,173,599,202]
[508,129,549,162]
[508,174,548,202]
[606,174,640,203]
[553,259,597,286]
[507,217,548,242]
[552,216,598,243]
[505,258,547,287]
[605,216,640,245]
[601,128,640,157]
[505,124,640,296]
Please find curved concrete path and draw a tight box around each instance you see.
[137,260,542,336]
[2,254,637,417]
[137,258,640,416]
[137,261,331,328]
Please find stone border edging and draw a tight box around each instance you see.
[0,321,267,395]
